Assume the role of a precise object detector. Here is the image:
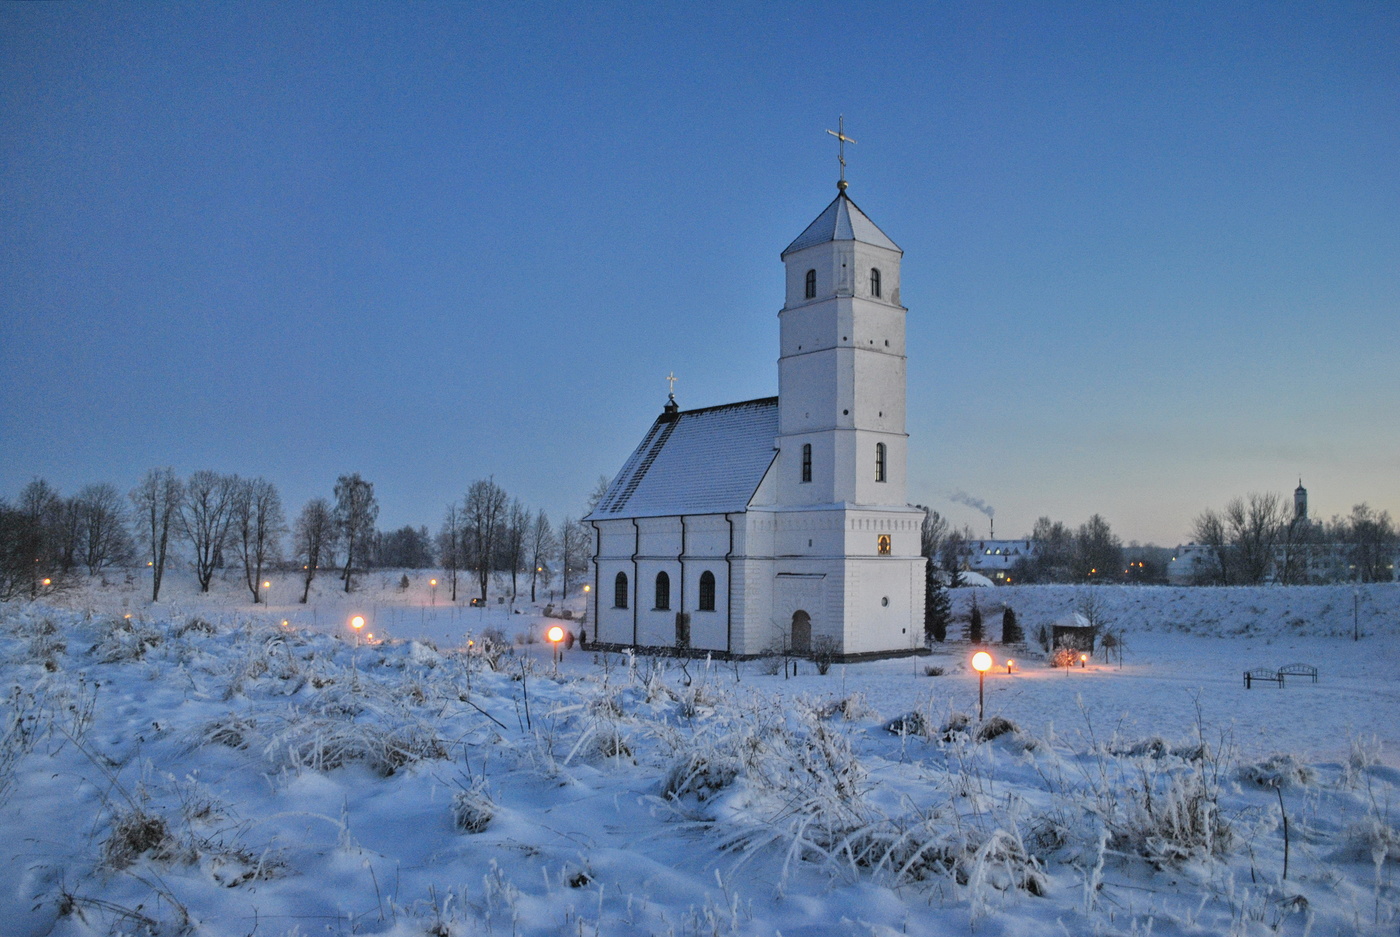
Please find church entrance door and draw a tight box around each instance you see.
[791,610,812,653]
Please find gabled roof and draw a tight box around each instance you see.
[781,191,901,257]
[586,397,779,521]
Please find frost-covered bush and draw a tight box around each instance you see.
[661,749,738,802]
[975,715,1019,742]
[884,711,931,738]
[265,711,449,776]
[102,807,181,870]
[1108,760,1232,865]
[92,615,163,662]
[452,783,495,833]
[1239,753,1315,789]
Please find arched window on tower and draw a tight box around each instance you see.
[875,442,887,482]
[698,570,716,611]
[804,269,816,299]
[801,444,812,483]
[870,268,882,298]
[614,572,628,609]
[654,571,670,610]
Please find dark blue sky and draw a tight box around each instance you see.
[3,2,1396,545]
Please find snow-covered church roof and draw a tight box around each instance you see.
[587,397,779,520]
[781,191,902,257]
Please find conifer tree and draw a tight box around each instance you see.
[1002,607,1023,644]
[968,595,983,644]
[924,558,950,643]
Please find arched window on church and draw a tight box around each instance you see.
[614,572,628,609]
[654,571,670,610]
[698,570,716,611]
[875,442,887,482]
[801,443,812,483]
[805,269,816,299]
[870,268,882,298]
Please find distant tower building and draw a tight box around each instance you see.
[1294,480,1308,522]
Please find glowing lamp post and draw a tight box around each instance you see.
[430,578,438,606]
[351,615,366,646]
[1006,658,1015,674]
[547,624,565,673]
[1080,653,1088,669]
[972,651,993,721]
[262,580,271,604]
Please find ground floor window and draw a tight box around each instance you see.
[698,570,716,610]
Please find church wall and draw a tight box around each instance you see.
[838,556,923,655]
[589,513,739,654]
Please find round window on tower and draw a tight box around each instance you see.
[881,596,889,607]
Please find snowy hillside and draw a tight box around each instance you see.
[1,580,1397,935]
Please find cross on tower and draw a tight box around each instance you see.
[665,372,678,396]
[826,116,856,191]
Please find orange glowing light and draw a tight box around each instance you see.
[430,578,437,587]
[972,651,993,672]
[41,578,51,586]
[262,580,271,589]
[547,625,565,643]
[351,616,365,630]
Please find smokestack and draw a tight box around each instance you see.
[990,517,994,539]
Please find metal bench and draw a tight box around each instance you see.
[1244,667,1285,689]
[1277,663,1318,683]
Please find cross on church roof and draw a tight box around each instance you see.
[665,371,678,396]
[826,116,856,191]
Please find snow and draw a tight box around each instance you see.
[589,398,779,520]
[2,571,1398,935]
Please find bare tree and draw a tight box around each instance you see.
[1344,503,1398,583]
[1276,511,1319,585]
[179,471,239,593]
[1224,493,1283,585]
[501,499,529,599]
[54,495,83,573]
[293,497,335,603]
[76,483,133,575]
[585,475,612,514]
[560,516,590,605]
[463,479,507,603]
[232,477,285,603]
[131,468,184,601]
[1190,507,1232,584]
[14,480,63,597]
[437,502,464,602]
[917,505,948,560]
[1072,514,1122,581]
[527,510,557,602]
[333,473,378,593]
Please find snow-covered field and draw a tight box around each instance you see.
[2,573,1397,936]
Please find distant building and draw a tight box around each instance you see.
[1169,482,1398,584]
[957,539,1038,583]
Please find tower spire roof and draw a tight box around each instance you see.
[781,191,901,258]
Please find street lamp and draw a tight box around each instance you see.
[351,614,366,646]
[972,651,992,720]
[430,578,438,606]
[262,580,271,604]
[1080,653,1088,668]
[547,624,565,674]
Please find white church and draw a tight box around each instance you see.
[584,177,927,659]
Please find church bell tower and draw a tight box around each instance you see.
[775,186,908,509]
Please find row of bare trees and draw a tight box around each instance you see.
[0,479,136,600]
[1192,493,1397,584]
[436,479,589,604]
